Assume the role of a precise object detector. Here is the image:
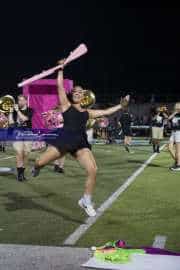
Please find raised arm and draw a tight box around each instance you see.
[14,105,29,122]
[8,110,14,125]
[57,69,71,112]
[88,95,130,119]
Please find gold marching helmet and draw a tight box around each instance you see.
[0,95,15,113]
[81,90,96,109]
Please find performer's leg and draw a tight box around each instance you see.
[21,141,33,180]
[124,135,130,152]
[127,136,134,153]
[176,143,180,166]
[32,146,62,177]
[36,146,61,167]
[156,139,160,153]
[127,136,132,145]
[76,148,97,196]
[152,138,158,152]
[170,132,180,171]
[152,127,158,152]
[13,141,25,181]
[168,142,176,161]
[76,148,97,216]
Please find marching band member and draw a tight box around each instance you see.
[8,95,33,181]
[119,108,134,153]
[0,112,8,152]
[32,66,129,217]
[151,107,168,153]
[169,103,180,171]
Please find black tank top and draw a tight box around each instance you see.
[62,106,89,133]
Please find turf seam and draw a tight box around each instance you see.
[64,145,165,246]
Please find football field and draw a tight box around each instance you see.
[0,143,179,252]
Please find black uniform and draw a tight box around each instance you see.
[151,113,164,128]
[13,108,33,128]
[119,112,133,136]
[171,113,180,131]
[47,106,91,155]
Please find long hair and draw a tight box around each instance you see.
[67,85,84,104]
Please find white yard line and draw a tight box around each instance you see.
[152,235,167,249]
[64,145,165,245]
[0,155,15,161]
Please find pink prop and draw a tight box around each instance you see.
[18,43,88,87]
[42,110,64,129]
[98,117,109,128]
[23,79,73,129]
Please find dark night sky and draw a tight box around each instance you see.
[0,3,179,101]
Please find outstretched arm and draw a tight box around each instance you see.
[88,95,130,119]
[57,68,71,112]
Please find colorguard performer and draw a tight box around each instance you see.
[32,64,130,217]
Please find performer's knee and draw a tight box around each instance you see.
[88,164,98,177]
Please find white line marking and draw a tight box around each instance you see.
[153,235,167,248]
[0,155,15,161]
[64,145,165,245]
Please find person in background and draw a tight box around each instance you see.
[8,95,33,181]
[0,112,8,152]
[119,108,134,153]
[151,107,168,153]
[168,103,180,171]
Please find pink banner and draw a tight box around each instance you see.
[23,79,73,128]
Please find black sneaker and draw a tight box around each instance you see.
[22,175,27,181]
[21,168,27,181]
[17,174,24,182]
[54,165,64,173]
[170,165,180,172]
[31,166,40,177]
[169,162,177,170]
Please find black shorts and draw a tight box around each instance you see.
[122,127,133,137]
[45,128,91,156]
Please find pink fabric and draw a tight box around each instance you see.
[42,111,64,129]
[23,79,73,128]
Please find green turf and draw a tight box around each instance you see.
[0,144,151,245]
[77,148,180,252]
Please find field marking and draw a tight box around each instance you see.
[153,235,167,248]
[64,145,165,245]
[0,155,15,161]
